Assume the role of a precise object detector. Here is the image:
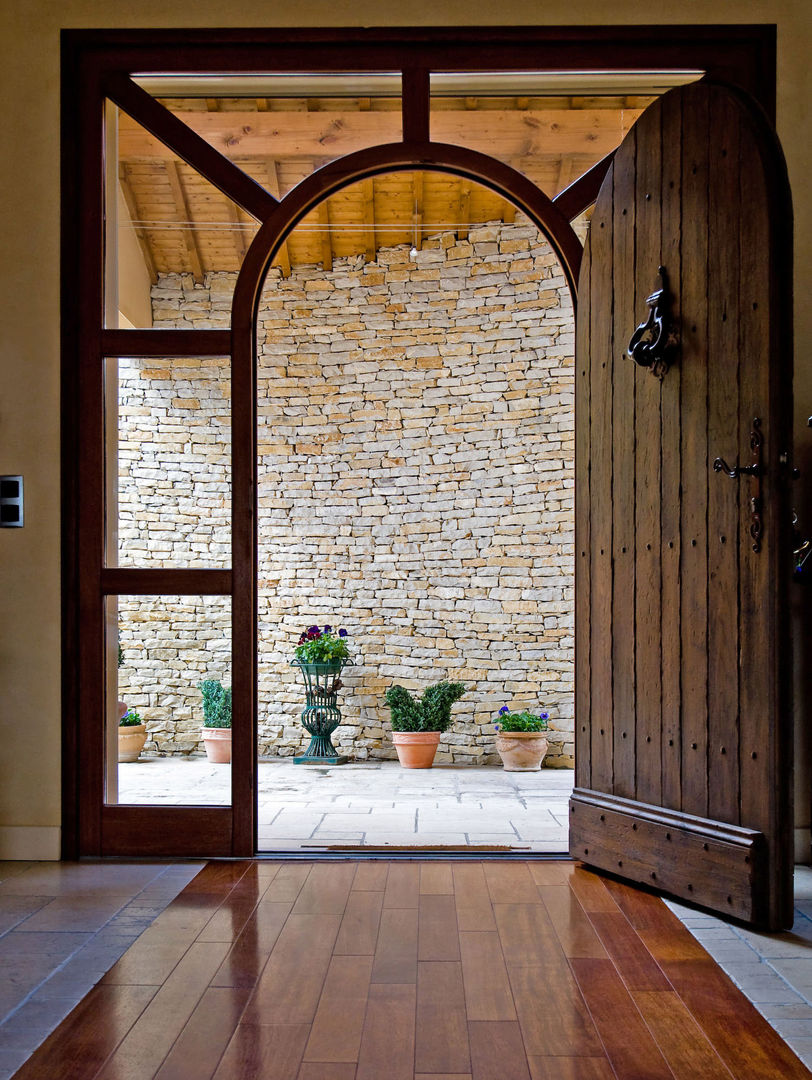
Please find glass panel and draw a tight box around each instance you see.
[429,71,701,198]
[107,103,261,328]
[106,355,231,568]
[256,171,576,832]
[108,594,232,806]
[135,73,402,197]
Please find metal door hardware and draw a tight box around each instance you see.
[0,475,23,527]
[713,419,764,552]
[627,266,678,379]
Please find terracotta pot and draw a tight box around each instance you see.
[495,731,549,771]
[392,730,441,769]
[203,727,232,763]
[118,723,147,763]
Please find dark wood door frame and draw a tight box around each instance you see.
[61,25,778,859]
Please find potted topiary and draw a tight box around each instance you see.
[199,679,232,763]
[494,705,549,771]
[291,624,352,764]
[118,708,147,763]
[384,681,465,768]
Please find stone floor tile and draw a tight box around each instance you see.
[0,896,54,937]
[15,895,129,934]
[0,1046,29,1080]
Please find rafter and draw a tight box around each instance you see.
[164,160,204,283]
[457,180,472,242]
[318,200,333,272]
[361,179,376,263]
[412,172,424,248]
[264,160,291,277]
[118,165,158,284]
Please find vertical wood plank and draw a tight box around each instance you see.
[737,113,777,903]
[574,239,593,793]
[570,958,674,1080]
[659,89,683,810]
[611,133,637,801]
[453,864,497,932]
[384,864,420,909]
[468,1021,531,1080]
[589,181,614,794]
[458,932,515,1021]
[334,889,383,956]
[303,955,373,1064]
[416,962,471,1075]
[706,93,742,827]
[356,983,415,1080]
[633,99,664,808]
[679,82,711,819]
[371,907,418,984]
[419,893,461,961]
[242,913,342,1024]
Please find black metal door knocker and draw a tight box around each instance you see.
[627,265,678,379]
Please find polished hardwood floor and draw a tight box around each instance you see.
[12,860,811,1080]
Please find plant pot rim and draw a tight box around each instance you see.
[119,723,146,734]
[391,730,443,742]
[203,726,232,737]
[292,658,349,669]
[496,730,549,738]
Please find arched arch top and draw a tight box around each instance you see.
[231,140,586,336]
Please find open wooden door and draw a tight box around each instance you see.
[571,79,794,930]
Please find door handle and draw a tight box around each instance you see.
[713,458,761,478]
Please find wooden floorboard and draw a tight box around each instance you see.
[11,860,812,1080]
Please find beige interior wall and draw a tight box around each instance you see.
[0,0,808,860]
[116,185,153,330]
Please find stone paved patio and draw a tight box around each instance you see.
[118,759,573,852]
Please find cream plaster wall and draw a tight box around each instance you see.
[0,0,809,858]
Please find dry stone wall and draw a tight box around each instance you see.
[117,217,576,766]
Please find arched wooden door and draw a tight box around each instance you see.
[570,80,794,929]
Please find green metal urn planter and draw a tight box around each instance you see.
[291,658,350,765]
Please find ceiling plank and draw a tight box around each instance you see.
[164,160,204,283]
[118,165,158,285]
[118,107,642,162]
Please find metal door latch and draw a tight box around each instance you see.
[713,418,764,552]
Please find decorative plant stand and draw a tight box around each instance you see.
[291,659,350,765]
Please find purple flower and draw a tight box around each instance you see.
[324,624,332,633]
[495,723,501,732]
[308,625,320,634]
[539,711,549,721]
[499,706,509,715]
[338,628,348,638]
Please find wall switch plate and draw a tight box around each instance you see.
[0,476,23,527]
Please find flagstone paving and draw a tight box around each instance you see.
[118,759,574,851]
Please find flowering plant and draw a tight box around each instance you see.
[294,624,351,664]
[119,709,143,728]
[495,705,549,732]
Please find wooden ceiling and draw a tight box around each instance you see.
[116,94,653,282]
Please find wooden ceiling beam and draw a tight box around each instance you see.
[457,180,471,242]
[264,159,291,277]
[226,201,248,261]
[118,107,641,161]
[318,200,333,272]
[413,172,424,248]
[118,165,158,285]
[361,179,376,263]
[164,160,204,283]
